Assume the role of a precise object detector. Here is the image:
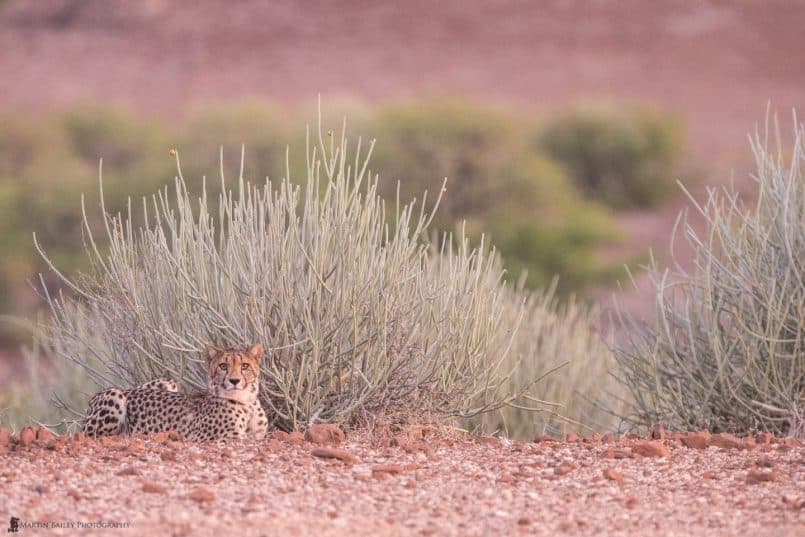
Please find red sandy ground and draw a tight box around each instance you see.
[1,427,803,536]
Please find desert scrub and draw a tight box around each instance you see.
[464,284,620,438]
[539,105,688,209]
[614,117,805,437]
[33,116,616,432]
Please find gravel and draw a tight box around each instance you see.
[1,428,802,536]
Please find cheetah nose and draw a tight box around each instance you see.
[229,378,241,386]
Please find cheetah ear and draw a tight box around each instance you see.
[247,343,264,363]
[204,345,220,364]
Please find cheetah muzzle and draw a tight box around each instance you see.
[81,344,269,442]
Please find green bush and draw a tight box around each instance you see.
[613,119,805,437]
[539,105,686,209]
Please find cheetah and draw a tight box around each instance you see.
[81,344,268,442]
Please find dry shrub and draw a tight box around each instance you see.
[34,116,615,433]
[614,117,804,437]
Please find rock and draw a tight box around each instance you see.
[475,436,502,447]
[67,489,81,501]
[782,495,805,509]
[517,517,531,526]
[116,466,141,476]
[0,428,11,446]
[372,464,404,477]
[601,433,619,443]
[746,469,776,484]
[755,456,775,468]
[270,430,290,441]
[601,448,632,459]
[187,488,215,502]
[20,427,36,447]
[534,434,557,443]
[651,424,666,440]
[755,432,773,445]
[565,432,579,443]
[710,433,744,450]
[631,441,669,458]
[288,431,305,444]
[681,431,711,449]
[142,481,167,494]
[305,424,345,446]
[603,468,624,484]
[583,434,601,444]
[554,462,575,476]
[160,450,177,462]
[311,447,356,464]
[624,496,639,509]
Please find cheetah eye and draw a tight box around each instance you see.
[241,364,250,372]
[218,363,227,371]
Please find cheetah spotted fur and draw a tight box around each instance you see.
[81,344,268,442]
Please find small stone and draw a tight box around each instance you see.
[517,517,530,526]
[625,496,639,509]
[534,434,557,443]
[36,428,56,446]
[0,428,11,446]
[372,464,404,477]
[601,448,632,459]
[20,427,36,447]
[187,488,215,502]
[565,432,579,443]
[475,436,501,447]
[160,450,177,462]
[681,431,711,450]
[710,433,744,450]
[305,424,345,446]
[755,432,773,445]
[288,431,305,444]
[67,489,81,501]
[116,466,140,476]
[554,462,575,476]
[755,456,775,468]
[311,447,356,464]
[270,430,290,441]
[631,441,669,458]
[601,433,618,443]
[142,481,167,494]
[746,469,776,485]
[603,468,624,484]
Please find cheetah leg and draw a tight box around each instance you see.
[81,388,127,438]
[135,378,179,392]
[248,401,269,440]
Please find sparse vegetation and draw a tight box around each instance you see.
[29,116,618,434]
[614,118,805,438]
[1,102,669,343]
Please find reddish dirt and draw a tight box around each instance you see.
[1,428,803,536]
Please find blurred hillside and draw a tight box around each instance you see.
[1,0,802,162]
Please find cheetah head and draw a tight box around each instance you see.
[204,343,264,404]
